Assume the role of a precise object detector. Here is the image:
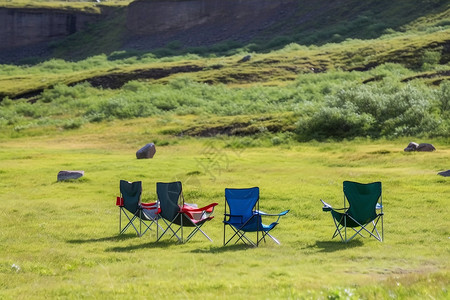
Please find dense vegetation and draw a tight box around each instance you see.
[1,46,449,141]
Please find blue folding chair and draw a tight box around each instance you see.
[223,187,289,247]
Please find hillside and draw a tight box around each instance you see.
[0,0,449,142]
[0,1,449,97]
[0,0,449,64]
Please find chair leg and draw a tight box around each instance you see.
[259,232,280,245]
[120,209,140,236]
[347,215,383,242]
[224,225,256,246]
[185,224,213,243]
[332,216,345,242]
[156,218,182,243]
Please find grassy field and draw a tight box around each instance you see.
[0,1,449,298]
[0,117,448,299]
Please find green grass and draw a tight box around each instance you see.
[0,118,448,299]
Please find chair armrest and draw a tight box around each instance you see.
[320,199,345,212]
[180,202,218,213]
[223,213,244,223]
[116,197,124,207]
[255,210,289,223]
[321,199,332,212]
[255,210,289,217]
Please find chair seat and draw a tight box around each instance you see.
[225,220,278,232]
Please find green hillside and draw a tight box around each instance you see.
[0,0,449,141]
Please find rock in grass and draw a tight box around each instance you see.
[136,143,156,159]
[238,55,251,63]
[438,170,450,177]
[57,170,84,181]
[404,142,436,152]
[404,142,418,152]
[416,143,436,152]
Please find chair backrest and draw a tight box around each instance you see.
[156,181,183,222]
[224,187,259,225]
[343,181,381,224]
[120,180,142,214]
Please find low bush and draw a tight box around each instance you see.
[296,78,449,140]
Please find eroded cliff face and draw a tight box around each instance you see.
[123,0,298,49]
[0,0,299,60]
[126,0,296,35]
[0,8,100,49]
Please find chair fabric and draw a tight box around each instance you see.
[156,181,218,243]
[117,180,160,237]
[321,181,384,242]
[224,187,289,247]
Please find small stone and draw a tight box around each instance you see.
[57,170,84,181]
[136,143,156,159]
[238,55,251,63]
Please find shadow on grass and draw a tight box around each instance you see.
[67,234,137,244]
[311,240,364,252]
[191,244,261,253]
[105,240,174,252]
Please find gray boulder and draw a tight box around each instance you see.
[416,143,436,152]
[438,170,450,177]
[136,143,156,159]
[404,142,436,152]
[57,170,84,181]
[404,142,418,152]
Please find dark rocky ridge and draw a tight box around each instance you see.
[0,0,300,63]
[0,7,104,63]
[0,0,448,64]
[0,8,101,50]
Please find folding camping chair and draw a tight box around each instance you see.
[321,181,384,243]
[116,180,162,237]
[223,187,289,247]
[156,181,218,243]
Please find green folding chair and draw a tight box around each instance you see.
[156,181,218,243]
[116,180,162,237]
[321,181,383,243]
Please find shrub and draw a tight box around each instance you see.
[14,102,45,118]
[295,79,444,140]
[421,50,442,71]
[437,80,450,116]
[296,106,374,141]
[62,118,84,130]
